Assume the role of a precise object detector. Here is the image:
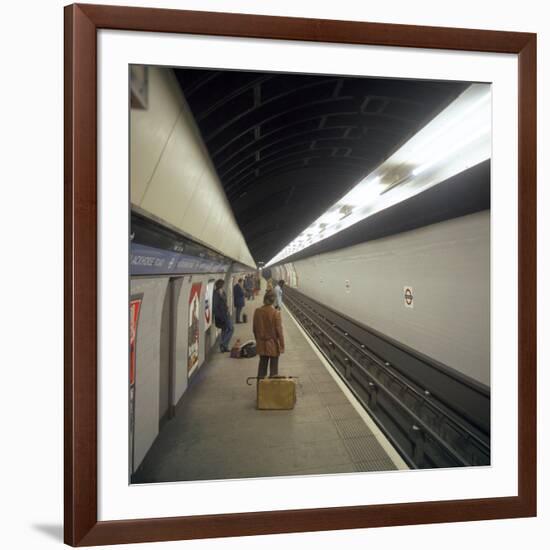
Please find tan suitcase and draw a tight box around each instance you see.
[247,376,297,410]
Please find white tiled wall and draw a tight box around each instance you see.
[130,66,255,267]
[291,211,490,385]
[130,277,169,471]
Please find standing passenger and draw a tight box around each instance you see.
[233,278,245,323]
[274,280,285,310]
[213,279,233,352]
[253,291,285,378]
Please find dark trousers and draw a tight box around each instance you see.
[220,320,234,351]
[235,306,243,323]
[258,355,279,378]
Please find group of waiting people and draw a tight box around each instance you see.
[212,277,286,377]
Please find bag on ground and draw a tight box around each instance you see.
[240,340,256,358]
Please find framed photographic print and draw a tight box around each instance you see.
[64,3,537,546]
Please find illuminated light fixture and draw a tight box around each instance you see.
[408,91,490,159]
[264,83,491,268]
[412,124,491,177]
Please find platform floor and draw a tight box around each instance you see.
[133,291,398,483]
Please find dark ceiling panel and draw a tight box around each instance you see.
[174,68,469,263]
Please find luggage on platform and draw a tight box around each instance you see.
[246,376,297,410]
[240,340,256,358]
[242,313,248,323]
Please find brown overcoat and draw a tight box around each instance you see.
[253,305,285,357]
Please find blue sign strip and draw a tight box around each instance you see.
[130,243,232,276]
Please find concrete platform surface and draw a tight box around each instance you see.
[133,291,398,483]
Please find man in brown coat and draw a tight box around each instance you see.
[253,291,285,377]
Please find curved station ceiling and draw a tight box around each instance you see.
[175,68,469,264]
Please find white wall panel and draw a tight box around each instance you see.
[291,211,490,385]
[131,66,255,267]
[140,113,204,227]
[130,68,182,206]
[201,193,224,249]
[173,276,192,405]
[188,174,217,241]
[130,277,169,471]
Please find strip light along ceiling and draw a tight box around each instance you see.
[265,83,491,267]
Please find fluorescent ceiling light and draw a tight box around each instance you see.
[266,83,491,267]
[412,124,490,177]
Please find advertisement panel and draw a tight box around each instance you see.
[286,262,298,287]
[187,283,202,375]
[129,298,142,473]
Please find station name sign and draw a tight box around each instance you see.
[131,243,231,276]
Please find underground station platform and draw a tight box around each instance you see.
[132,294,404,484]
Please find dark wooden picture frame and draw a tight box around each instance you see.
[64,3,537,546]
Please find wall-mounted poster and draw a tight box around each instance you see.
[205,280,215,329]
[187,283,202,375]
[129,298,142,473]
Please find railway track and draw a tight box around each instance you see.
[283,287,490,469]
